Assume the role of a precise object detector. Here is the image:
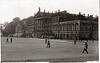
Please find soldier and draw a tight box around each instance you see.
[47,40,50,48]
[6,38,9,43]
[10,38,12,43]
[82,42,88,53]
[45,38,47,44]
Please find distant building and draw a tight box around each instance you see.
[52,19,98,40]
[25,24,34,37]
[14,21,24,37]
[33,7,98,40]
[14,7,98,40]
[51,11,98,40]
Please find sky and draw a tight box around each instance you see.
[0,0,99,24]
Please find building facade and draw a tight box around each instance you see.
[52,20,98,40]
[51,11,98,40]
[14,21,24,37]
[33,7,53,38]
[33,8,98,40]
[15,7,98,40]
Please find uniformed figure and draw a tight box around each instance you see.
[6,38,9,43]
[47,40,50,48]
[45,39,47,44]
[10,38,12,43]
[82,42,88,53]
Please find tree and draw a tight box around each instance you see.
[3,17,20,36]
[26,16,34,25]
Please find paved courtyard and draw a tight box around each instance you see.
[1,37,99,62]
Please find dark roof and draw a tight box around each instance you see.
[34,10,98,21]
[34,11,53,18]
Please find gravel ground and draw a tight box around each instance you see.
[1,37,99,62]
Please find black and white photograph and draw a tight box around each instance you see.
[0,0,99,62]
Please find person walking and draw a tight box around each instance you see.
[47,40,50,48]
[82,42,88,53]
[6,38,9,43]
[10,38,12,43]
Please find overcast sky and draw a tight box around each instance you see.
[0,0,99,24]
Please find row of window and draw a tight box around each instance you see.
[81,24,98,31]
[52,24,78,31]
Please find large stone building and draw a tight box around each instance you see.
[15,7,98,40]
[51,11,98,40]
[52,20,98,40]
[33,7,98,40]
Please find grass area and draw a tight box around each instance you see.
[1,37,99,62]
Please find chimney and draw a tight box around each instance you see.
[48,11,49,13]
[79,12,81,15]
[91,15,93,17]
[39,7,40,12]
[90,15,93,18]
[88,14,89,17]
[58,9,60,12]
[55,11,57,13]
[83,14,85,16]
[88,14,90,18]
[44,10,45,13]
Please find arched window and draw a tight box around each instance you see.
[71,23,74,31]
[75,23,78,31]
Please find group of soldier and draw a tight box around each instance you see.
[45,39,50,48]
[6,38,13,43]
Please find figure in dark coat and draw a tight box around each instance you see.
[10,38,12,43]
[82,42,88,53]
[47,40,50,48]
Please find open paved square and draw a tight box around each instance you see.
[1,37,99,62]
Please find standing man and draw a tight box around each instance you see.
[45,38,47,44]
[6,38,9,43]
[10,37,12,43]
[47,40,50,48]
[82,42,88,53]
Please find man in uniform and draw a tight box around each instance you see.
[82,42,88,53]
